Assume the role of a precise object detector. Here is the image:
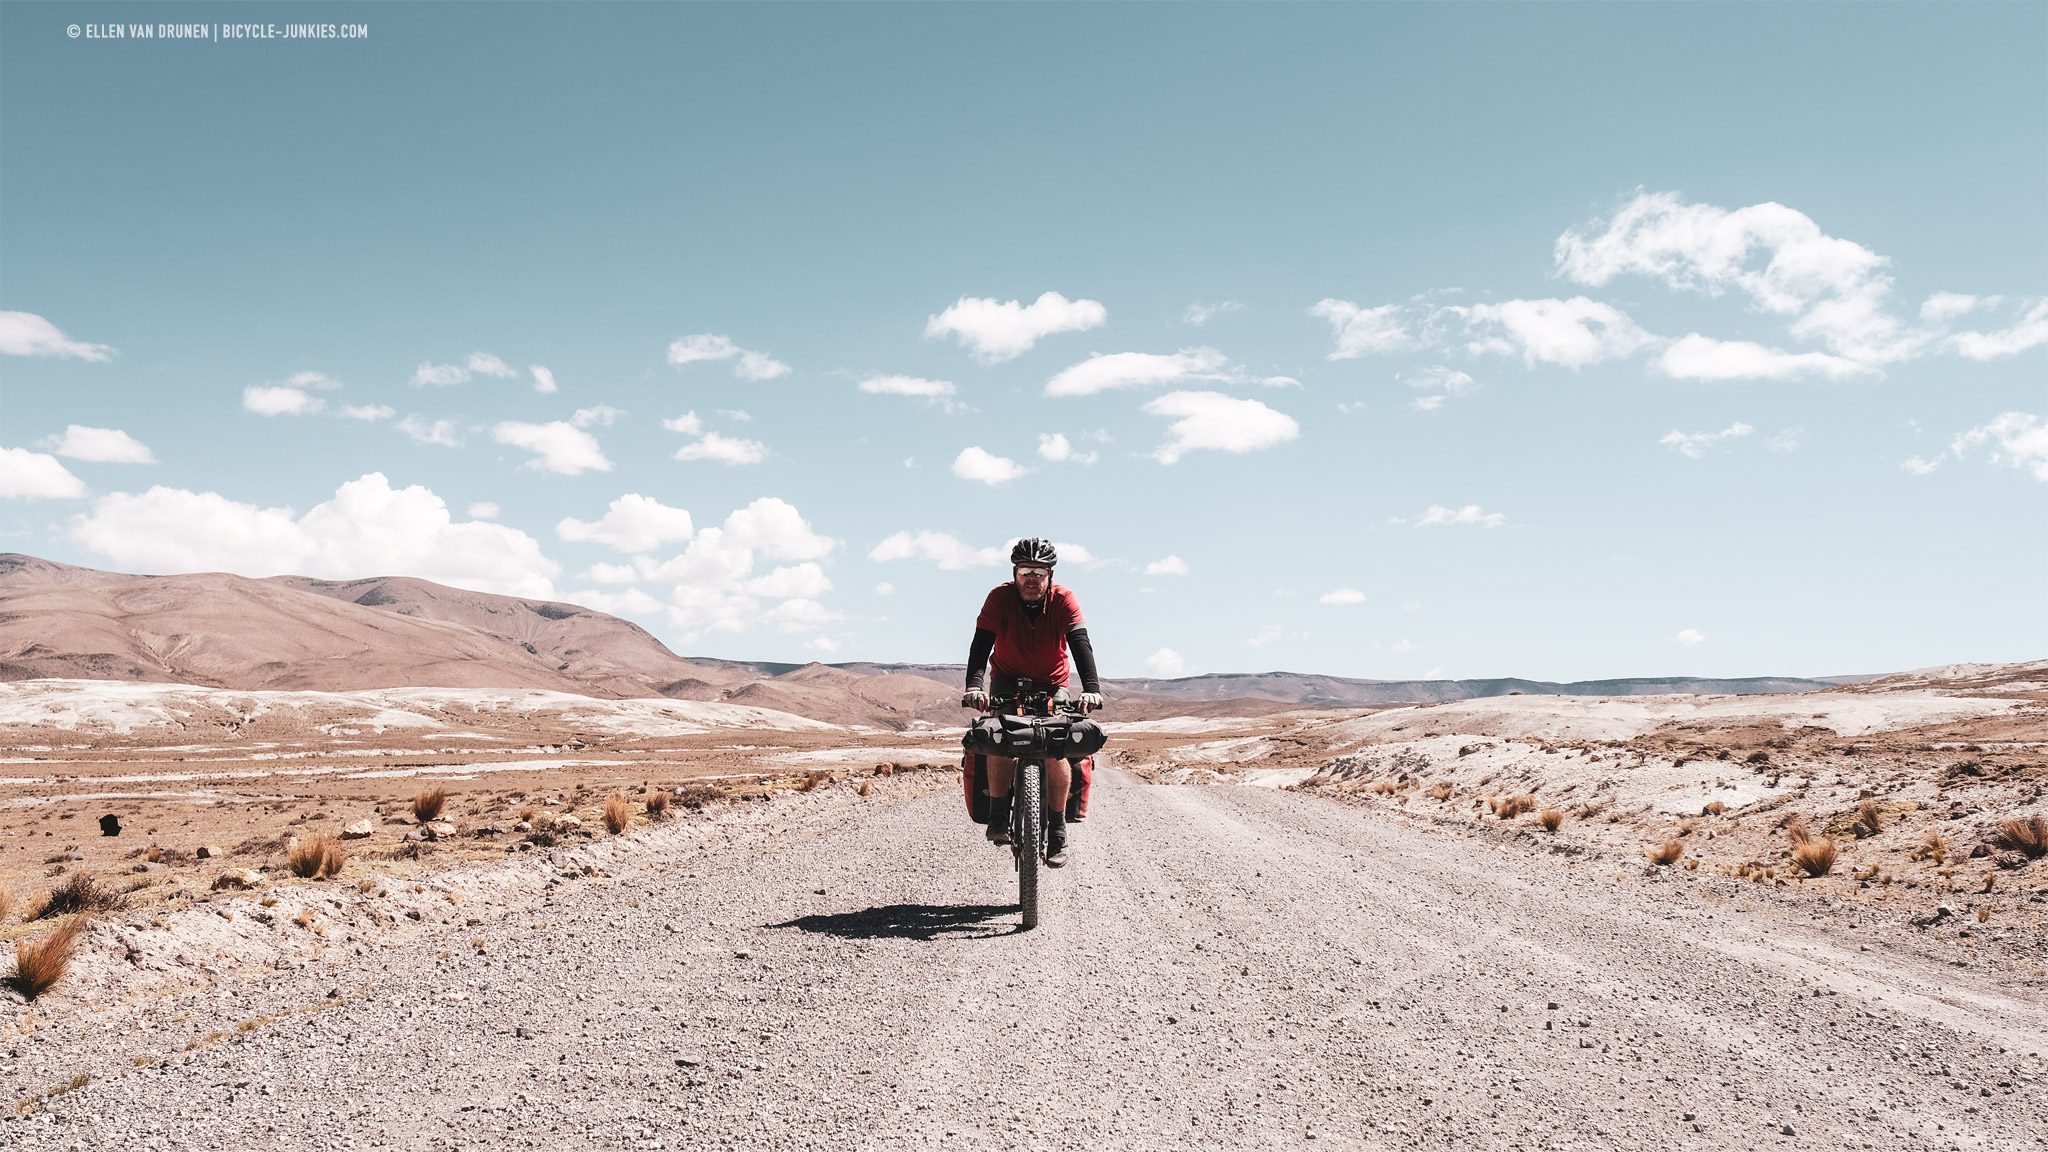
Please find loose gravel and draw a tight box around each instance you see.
[5,768,2045,1150]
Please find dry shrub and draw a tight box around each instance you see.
[1993,814,2047,859]
[1784,816,1816,846]
[144,845,164,863]
[1792,838,1837,877]
[1976,907,1991,923]
[1912,831,1948,864]
[857,780,872,797]
[1856,800,1883,834]
[602,794,633,835]
[33,873,124,920]
[8,916,88,1000]
[412,786,448,824]
[644,790,671,821]
[1538,809,1564,833]
[1426,782,1453,802]
[1496,794,1536,820]
[1701,801,1727,816]
[1649,840,1683,867]
[0,887,11,920]
[795,771,831,793]
[1745,750,1771,765]
[287,834,348,879]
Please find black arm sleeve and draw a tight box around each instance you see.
[1067,626,1100,693]
[964,628,996,690]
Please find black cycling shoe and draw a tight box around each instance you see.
[1044,821,1069,867]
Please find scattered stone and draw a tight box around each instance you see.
[196,844,226,860]
[340,819,375,839]
[211,869,262,891]
[556,815,583,832]
[99,813,122,837]
[675,1055,701,1067]
[425,821,458,840]
[474,823,506,838]
[1780,1123,1796,1136]
[514,821,533,834]
[734,948,752,959]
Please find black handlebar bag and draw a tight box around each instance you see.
[960,715,1106,824]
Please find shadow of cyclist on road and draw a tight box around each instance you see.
[769,902,1018,941]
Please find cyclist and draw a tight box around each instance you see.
[960,537,1103,867]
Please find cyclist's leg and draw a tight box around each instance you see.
[1046,757,1071,811]
[986,754,1016,798]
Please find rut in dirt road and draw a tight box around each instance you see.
[10,768,2045,1151]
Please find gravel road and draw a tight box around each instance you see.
[6,767,2044,1150]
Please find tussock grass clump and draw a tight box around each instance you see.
[644,790,671,821]
[1784,816,1816,847]
[1426,782,1453,802]
[287,834,348,879]
[1912,831,1949,864]
[0,887,12,920]
[1994,814,2047,859]
[1649,839,1683,867]
[8,916,88,1001]
[1856,800,1883,835]
[412,786,448,824]
[1496,794,1536,820]
[602,794,633,835]
[1538,809,1564,833]
[1792,838,1837,877]
[1701,801,1727,816]
[32,873,125,920]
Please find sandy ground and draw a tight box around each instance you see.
[2,667,2045,1148]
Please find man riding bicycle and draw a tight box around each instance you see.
[960,537,1103,867]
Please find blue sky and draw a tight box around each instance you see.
[3,2,2044,681]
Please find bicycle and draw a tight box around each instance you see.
[963,682,1102,930]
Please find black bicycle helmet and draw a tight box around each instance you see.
[1010,537,1057,567]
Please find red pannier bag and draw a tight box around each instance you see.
[961,752,1093,824]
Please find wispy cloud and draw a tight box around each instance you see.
[243,385,325,416]
[1901,455,1941,476]
[0,311,115,361]
[665,333,792,380]
[1037,432,1098,465]
[1319,588,1365,605]
[397,416,462,447]
[1183,300,1245,327]
[674,431,768,465]
[925,291,1106,363]
[1144,555,1188,576]
[1659,421,1755,459]
[1458,297,1659,369]
[412,351,519,387]
[1416,504,1507,528]
[1951,411,2048,481]
[1045,347,1235,397]
[1310,299,1419,358]
[1655,334,1871,381]
[571,404,623,428]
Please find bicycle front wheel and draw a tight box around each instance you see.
[1016,759,1042,929]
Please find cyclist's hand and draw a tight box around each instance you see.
[1079,692,1104,713]
[961,689,990,711]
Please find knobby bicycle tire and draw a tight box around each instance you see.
[1016,759,1043,929]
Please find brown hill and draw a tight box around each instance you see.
[0,554,739,699]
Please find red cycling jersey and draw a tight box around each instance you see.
[976,582,1084,688]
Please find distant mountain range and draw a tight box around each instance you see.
[2,554,1874,728]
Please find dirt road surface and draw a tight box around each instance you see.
[6,767,2044,1150]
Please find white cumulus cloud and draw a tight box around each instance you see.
[530,365,557,394]
[1142,391,1300,465]
[557,494,695,554]
[571,404,623,428]
[493,421,611,475]
[1319,588,1365,605]
[243,385,324,417]
[466,352,517,379]
[953,446,1030,485]
[467,502,500,520]
[674,432,768,465]
[37,425,155,464]
[0,448,87,500]
[1659,422,1756,459]
[1144,647,1189,678]
[925,291,1107,363]
[1459,297,1659,369]
[66,473,560,597]
[1951,411,2048,481]
[636,498,836,638]
[1949,299,2048,360]
[1416,504,1507,528]
[1673,628,1705,647]
[1037,432,1098,465]
[0,312,115,361]
[662,411,704,437]
[1144,555,1188,576]
[868,530,1007,571]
